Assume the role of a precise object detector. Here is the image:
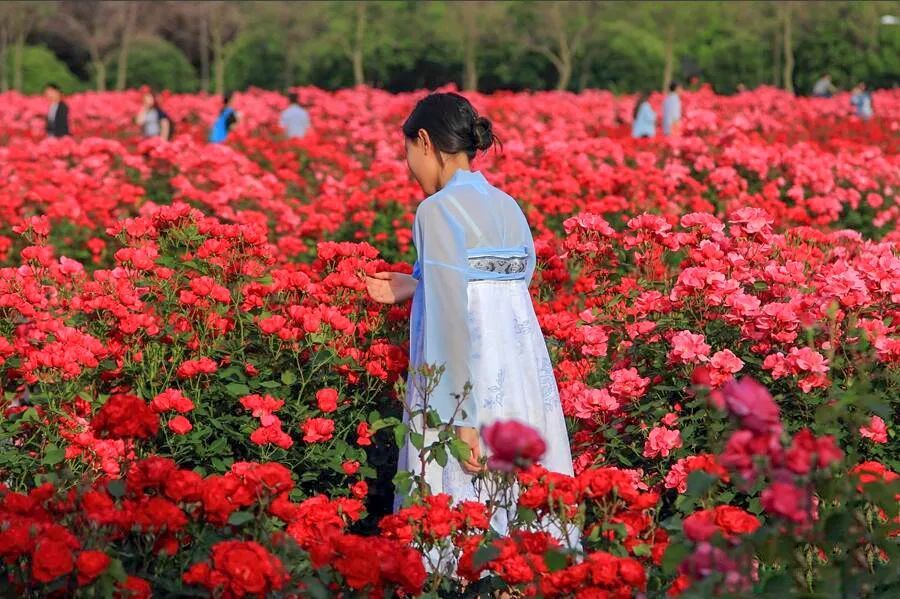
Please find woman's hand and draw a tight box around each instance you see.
[365,272,417,304]
[455,426,484,474]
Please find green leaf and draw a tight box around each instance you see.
[281,370,297,385]
[662,542,691,575]
[259,380,282,388]
[410,432,425,450]
[42,445,65,465]
[473,545,500,568]
[543,549,568,572]
[449,438,471,462]
[632,544,652,557]
[393,423,409,449]
[225,382,251,396]
[685,471,717,497]
[228,511,255,526]
[824,511,852,544]
[432,444,448,467]
[425,409,443,428]
[107,479,126,498]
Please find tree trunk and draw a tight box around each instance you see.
[94,59,107,91]
[556,55,572,91]
[351,2,366,86]
[12,27,24,91]
[211,13,225,95]
[463,32,477,91]
[460,2,478,91]
[662,24,675,92]
[782,1,794,94]
[115,2,138,91]
[0,24,8,92]
[199,16,209,93]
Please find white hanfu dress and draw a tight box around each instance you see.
[395,169,573,534]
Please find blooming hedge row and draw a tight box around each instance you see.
[0,86,898,597]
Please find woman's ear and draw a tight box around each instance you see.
[418,129,431,155]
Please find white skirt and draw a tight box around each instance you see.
[396,279,574,535]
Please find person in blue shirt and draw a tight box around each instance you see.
[662,82,682,136]
[850,82,874,120]
[631,92,656,139]
[209,93,237,143]
[279,92,311,139]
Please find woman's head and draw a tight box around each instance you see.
[223,92,234,108]
[402,92,498,194]
[143,90,158,108]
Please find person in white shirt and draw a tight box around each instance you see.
[662,82,682,136]
[279,92,310,139]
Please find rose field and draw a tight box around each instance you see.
[0,86,899,598]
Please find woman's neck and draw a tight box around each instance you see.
[436,156,472,191]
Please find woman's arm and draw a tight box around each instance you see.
[135,108,147,126]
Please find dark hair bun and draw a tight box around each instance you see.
[472,116,494,152]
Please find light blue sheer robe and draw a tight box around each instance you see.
[408,169,536,427]
[662,92,681,135]
[632,101,656,138]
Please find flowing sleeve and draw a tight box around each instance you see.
[414,199,476,426]
[522,211,537,287]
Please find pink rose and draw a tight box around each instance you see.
[860,416,888,444]
[481,420,546,472]
[761,481,811,523]
[643,426,683,458]
[712,377,781,434]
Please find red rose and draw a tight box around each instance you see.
[91,394,159,440]
[32,538,75,583]
[683,509,718,542]
[342,460,360,475]
[351,481,368,499]
[115,576,152,599]
[168,415,192,434]
[482,420,546,472]
[316,388,339,413]
[356,421,372,446]
[76,550,111,586]
[302,418,335,443]
[714,506,760,537]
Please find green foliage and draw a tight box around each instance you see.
[8,45,82,94]
[225,30,289,91]
[116,37,199,93]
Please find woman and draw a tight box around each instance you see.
[135,91,172,140]
[367,93,573,533]
[850,82,874,121]
[631,92,656,139]
[209,93,238,143]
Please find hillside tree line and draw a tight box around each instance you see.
[0,0,898,95]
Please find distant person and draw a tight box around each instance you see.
[631,92,656,139]
[279,92,310,139]
[209,93,237,143]
[736,82,747,94]
[662,82,682,136]
[44,82,69,138]
[850,82,874,120]
[135,91,172,140]
[812,73,836,98]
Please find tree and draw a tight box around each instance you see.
[114,1,138,91]
[781,1,794,93]
[447,1,509,91]
[0,2,52,92]
[515,1,596,91]
[56,0,138,91]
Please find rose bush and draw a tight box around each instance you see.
[0,86,897,596]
